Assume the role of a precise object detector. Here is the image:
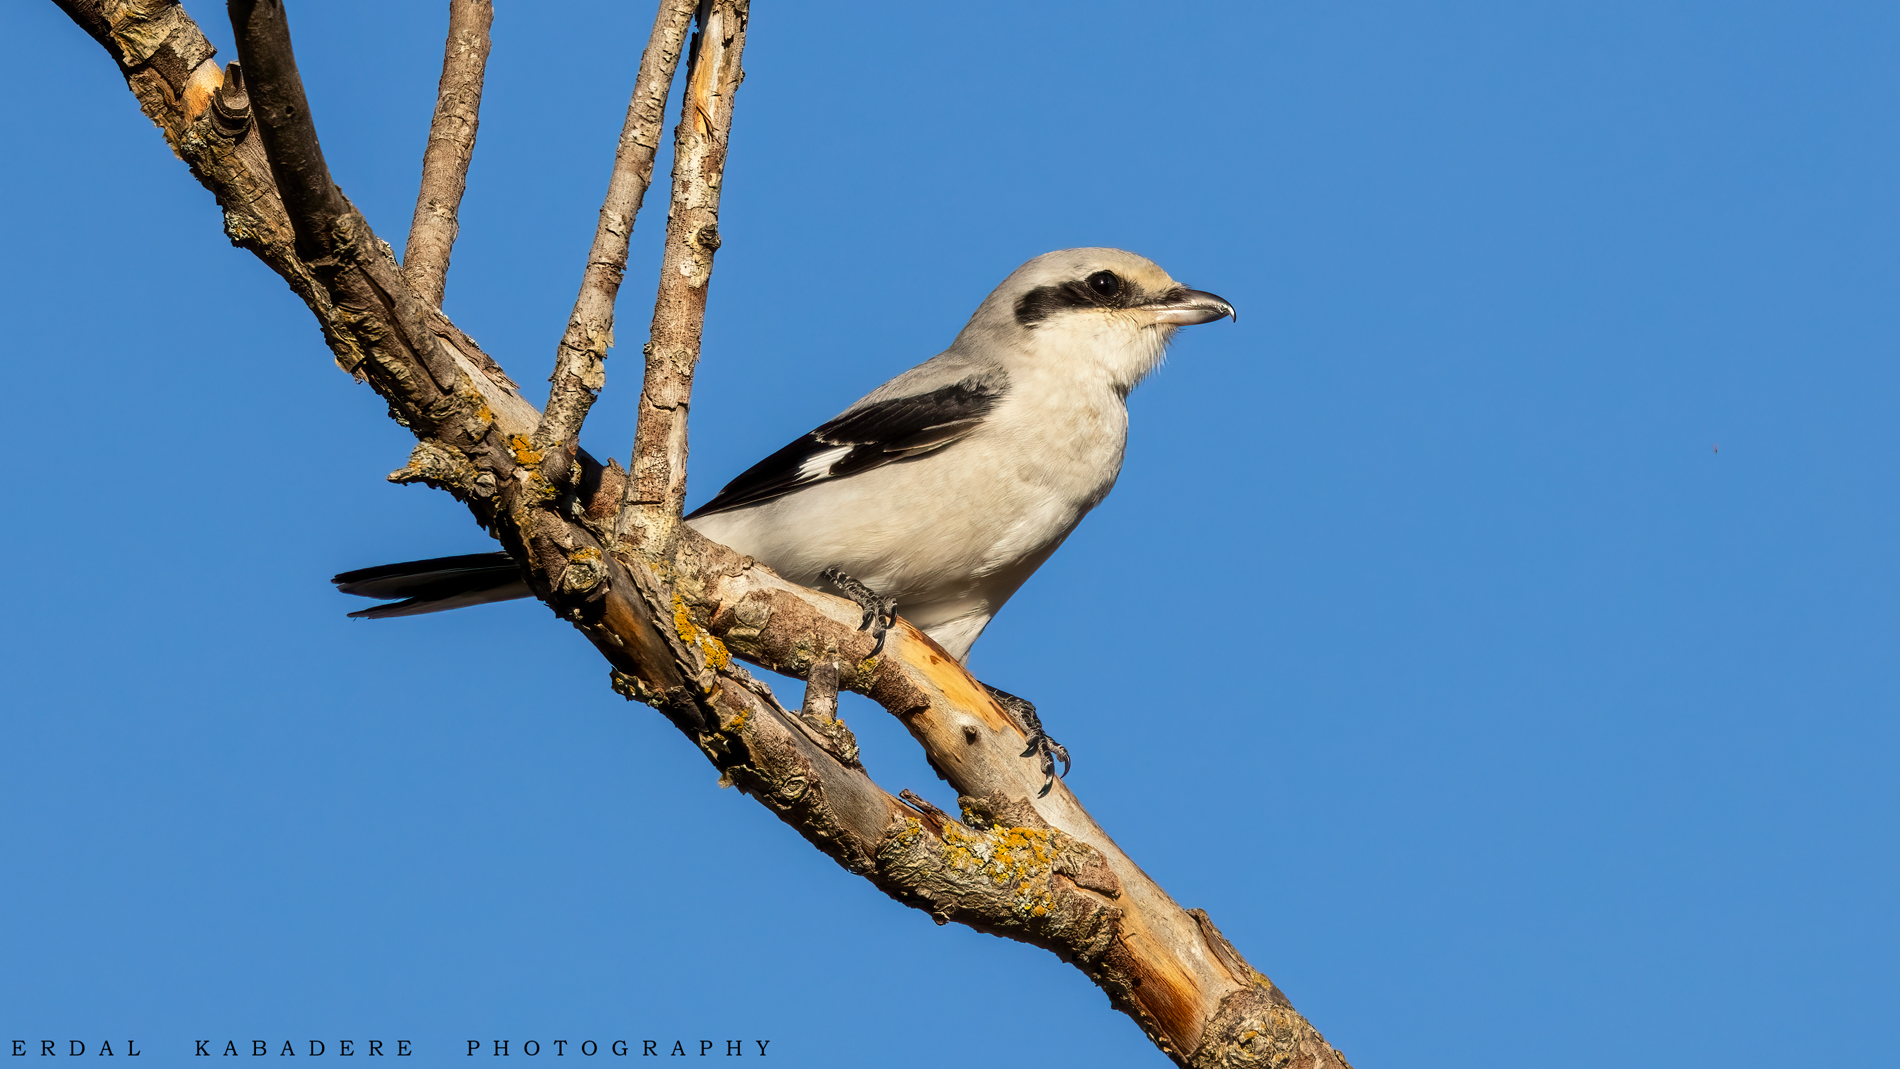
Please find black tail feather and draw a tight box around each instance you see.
[332,552,531,619]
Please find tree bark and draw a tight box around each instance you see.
[616,0,747,557]
[47,4,1353,1066]
[403,0,492,309]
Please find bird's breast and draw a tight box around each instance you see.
[989,372,1129,506]
[684,382,1128,644]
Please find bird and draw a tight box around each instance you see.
[336,247,1235,789]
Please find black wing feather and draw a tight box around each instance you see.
[687,378,1003,519]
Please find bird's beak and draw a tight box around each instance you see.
[1141,288,1237,326]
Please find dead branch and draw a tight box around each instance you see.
[49,3,1352,1066]
[616,0,747,556]
[403,0,492,308]
[537,0,701,453]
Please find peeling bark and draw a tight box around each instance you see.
[45,3,1352,1066]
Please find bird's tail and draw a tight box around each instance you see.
[331,552,531,619]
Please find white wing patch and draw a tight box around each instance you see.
[798,445,852,480]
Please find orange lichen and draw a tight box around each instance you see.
[509,435,543,465]
[673,594,731,671]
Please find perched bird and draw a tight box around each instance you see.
[336,247,1234,787]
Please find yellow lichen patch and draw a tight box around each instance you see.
[939,821,1060,919]
[509,434,543,466]
[673,593,732,671]
[672,593,700,643]
[890,816,926,851]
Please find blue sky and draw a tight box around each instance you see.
[3,1,1897,1065]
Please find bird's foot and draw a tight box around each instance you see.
[984,683,1071,798]
[821,567,898,656]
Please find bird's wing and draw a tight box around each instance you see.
[687,377,1004,519]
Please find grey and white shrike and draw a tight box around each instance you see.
[337,247,1235,787]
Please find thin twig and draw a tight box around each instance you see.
[616,0,748,557]
[536,0,701,451]
[404,0,493,309]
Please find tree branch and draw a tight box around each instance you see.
[50,3,1353,1065]
[403,0,493,309]
[227,0,465,403]
[227,0,346,261]
[49,0,116,59]
[535,0,700,452]
[616,0,747,556]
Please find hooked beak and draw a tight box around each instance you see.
[1142,288,1237,326]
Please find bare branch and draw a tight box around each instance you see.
[226,0,347,261]
[49,0,116,58]
[403,0,493,308]
[536,0,700,451]
[616,0,748,556]
[226,0,463,401]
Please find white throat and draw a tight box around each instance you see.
[1022,313,1175,396]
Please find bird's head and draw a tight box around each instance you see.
[959,248,1235,393]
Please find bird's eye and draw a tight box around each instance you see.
[1086,271,1122,299]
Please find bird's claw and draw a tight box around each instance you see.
[1020,733,1071,797]
[821,567,897,656]
[985,683,1070,797]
